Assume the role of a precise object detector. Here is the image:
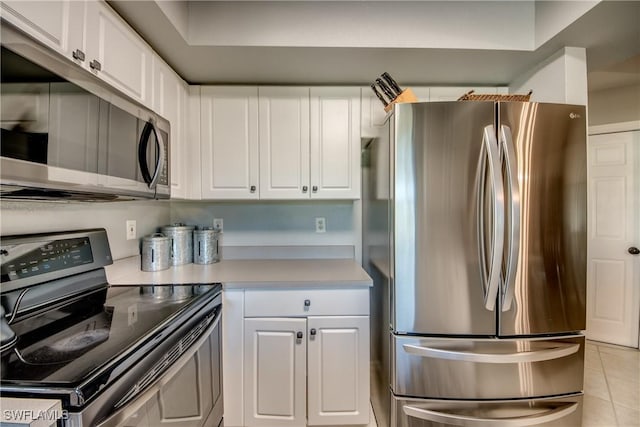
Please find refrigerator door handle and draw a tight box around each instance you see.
[402,342,580,363]
[403,402,578,427]
[480,125,505,311]
[500,125,520,312]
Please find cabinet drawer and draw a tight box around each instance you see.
[244,288,369,317]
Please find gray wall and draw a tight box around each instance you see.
[0,200,171,260]
[170,200,360,260]
[588,84,640,126]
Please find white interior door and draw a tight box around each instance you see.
[587,129,640,348]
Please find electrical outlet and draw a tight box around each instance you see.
[213,218,223,232]
[126,220,136,240]
[315,217,326,233]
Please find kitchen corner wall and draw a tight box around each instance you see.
[170,200,361,262]
[0,200,171,261]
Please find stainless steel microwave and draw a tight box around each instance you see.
[0,25,169,201]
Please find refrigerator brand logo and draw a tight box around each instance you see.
[569,112,581,119]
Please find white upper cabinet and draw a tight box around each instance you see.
[200,86,259,200]
[0,0,85,60]
[258,87,310,199]
[84,0,152,105]
[198,86,361,200]
[310,87,361,199]
[152,58,188,199]
[2,0,153,107]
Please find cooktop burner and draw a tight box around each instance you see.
[2,286,206,384]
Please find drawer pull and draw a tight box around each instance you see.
[402,342,580,363]
[403,402,578,426]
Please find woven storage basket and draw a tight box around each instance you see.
[458,90,532,102]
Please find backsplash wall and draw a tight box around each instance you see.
[0,200,171,260]
[170,200,361,261]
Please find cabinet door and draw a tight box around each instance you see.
[200,86,259,199]
[84,1,152,105]
[258,87,310,199]
[310,87,361,199]
[244,318,307,427]
[0,0,85,61]
[153,58,188,198]
[307,316,370,426]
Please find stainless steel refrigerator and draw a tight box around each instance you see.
[362,101,587,427]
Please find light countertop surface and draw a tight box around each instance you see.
[105,256,372,288]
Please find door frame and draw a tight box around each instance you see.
[588,120,640,348]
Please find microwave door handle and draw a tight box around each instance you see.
[500,125,520,311]
[138,121,165,189]
[148,122,165,189]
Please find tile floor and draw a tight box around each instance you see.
[368,340,640,427]
[583,340,640,427]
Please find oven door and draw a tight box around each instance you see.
[90,303,223,427]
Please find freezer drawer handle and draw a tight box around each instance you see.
[402,342,580,363]
[403,402,578,427]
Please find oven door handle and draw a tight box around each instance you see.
[96,309,220,427]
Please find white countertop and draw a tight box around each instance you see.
[105,256,372,288]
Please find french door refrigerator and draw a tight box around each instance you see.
[362,101,587,427]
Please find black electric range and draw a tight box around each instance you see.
[0,229,222,426]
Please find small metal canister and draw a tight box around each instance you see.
[161,223,195,266]
[193,227,221,264]
[141,233,170,271]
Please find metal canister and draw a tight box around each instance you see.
[161,223,195,266]
[141,233,170,271]
[193,226,221,264]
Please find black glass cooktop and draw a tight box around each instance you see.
[1,285,219,386]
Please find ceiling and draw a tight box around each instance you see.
[108,1,640,93]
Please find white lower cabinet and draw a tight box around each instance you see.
[307,316,370,426]
[244,318,307,427]
[224,287,370,427]
[244,316,369,427]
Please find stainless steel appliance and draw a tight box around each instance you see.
[362,101,587,426]
[0,24,169,201]
[0,229,222,427]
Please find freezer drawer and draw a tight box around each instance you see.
[392,335,584,399]
[392,394,583,427]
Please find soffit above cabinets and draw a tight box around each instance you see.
[108,1,640,91]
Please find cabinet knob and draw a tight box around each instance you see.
[302,186,308,193]
[304,299,311,307]
[310,328,316,336]
[296,331,303,339]
[250,185,256,193]
[89,60,102,71]
[72,49,85,62]
[312,186,318,193]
